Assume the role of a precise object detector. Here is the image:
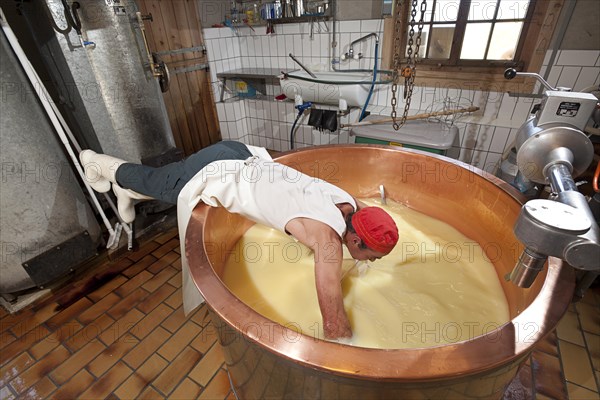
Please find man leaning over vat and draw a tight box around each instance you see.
[79,141,399,339]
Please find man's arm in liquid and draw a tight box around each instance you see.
[285,218,352,339]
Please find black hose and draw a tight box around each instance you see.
[62,0,82,35]
[290,112,303,150]
[40,1,71,34]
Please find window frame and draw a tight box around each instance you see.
[412,0,539,67]
[381,0,565,92]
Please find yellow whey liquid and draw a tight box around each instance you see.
[222,199,510,349]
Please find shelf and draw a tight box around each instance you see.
[217,68,283,81]
[217,68,284,102]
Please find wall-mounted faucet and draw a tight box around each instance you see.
[341,32,379,61]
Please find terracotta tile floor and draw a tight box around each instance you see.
[0,227,599,400]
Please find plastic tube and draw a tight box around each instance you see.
[290,101,312,149]
[290,111,303,150]
[359,41,379,122]
[593,160,600,193]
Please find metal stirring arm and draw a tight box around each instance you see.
[510,164,600,289]
[505,69,600,296]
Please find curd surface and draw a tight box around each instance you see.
[222,199,510,349]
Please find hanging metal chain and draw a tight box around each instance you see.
[391,0,427,130]
[390,0,403,129]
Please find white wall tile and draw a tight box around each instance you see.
[458,147,474,164]
[282,23,301,35]
[276,34,286,57]
[542,50,556,66]
[556,50,600,67]
[573,67,600,91]
[497,93,518,122]
[512,96,535,124]
[489,127,510,153]
[203,28,220,40]
[220,27,234,38]
[239,37,248,58]
[483,92,502,119]
[302,35,311,58]
[219,121,229,138]
[320,35,330,58]
[483,152,502,175]
[245,36,256,56]
[475,125,494,152]
[461,124,480,149]
[506,128,519,149]
[546,66,562,87]
[556,66,581,89]
[360,19,382,33]
[420,86,438,110]
[227,121,237,138]
[470,150,487,170]
[339,20,360,33]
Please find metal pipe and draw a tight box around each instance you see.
[345,32,380,60]
[349,32,380,48]
[136,12,160,77]
[289,53,317,78]
[510,248,548,288]
[547,163,578,193]
[504,68,559,91]
[546,163,600,270]
[330,0,337,70]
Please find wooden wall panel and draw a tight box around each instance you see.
[137,0,221,156]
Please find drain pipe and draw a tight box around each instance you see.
[331,0,338,70]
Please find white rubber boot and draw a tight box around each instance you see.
[112,183,154,223]
[79,150,127,193]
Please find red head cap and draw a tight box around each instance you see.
[351,207,399,254]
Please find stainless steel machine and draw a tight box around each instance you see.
[504,68,600,297]
[0,0,181,305]
[1,22,102,302]
[13,0,179,165]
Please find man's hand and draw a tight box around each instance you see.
[323,313,352,339]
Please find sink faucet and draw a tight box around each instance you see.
[342,32,379,61]
[504,68,600,299]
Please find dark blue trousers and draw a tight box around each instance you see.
[115,141,252,204]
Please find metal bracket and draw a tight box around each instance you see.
[155,45,206,57]
[172,63,209,75]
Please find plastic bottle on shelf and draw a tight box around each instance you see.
[253,3,259,23]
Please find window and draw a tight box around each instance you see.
[406,0,536,65]
[383,0,563,90]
